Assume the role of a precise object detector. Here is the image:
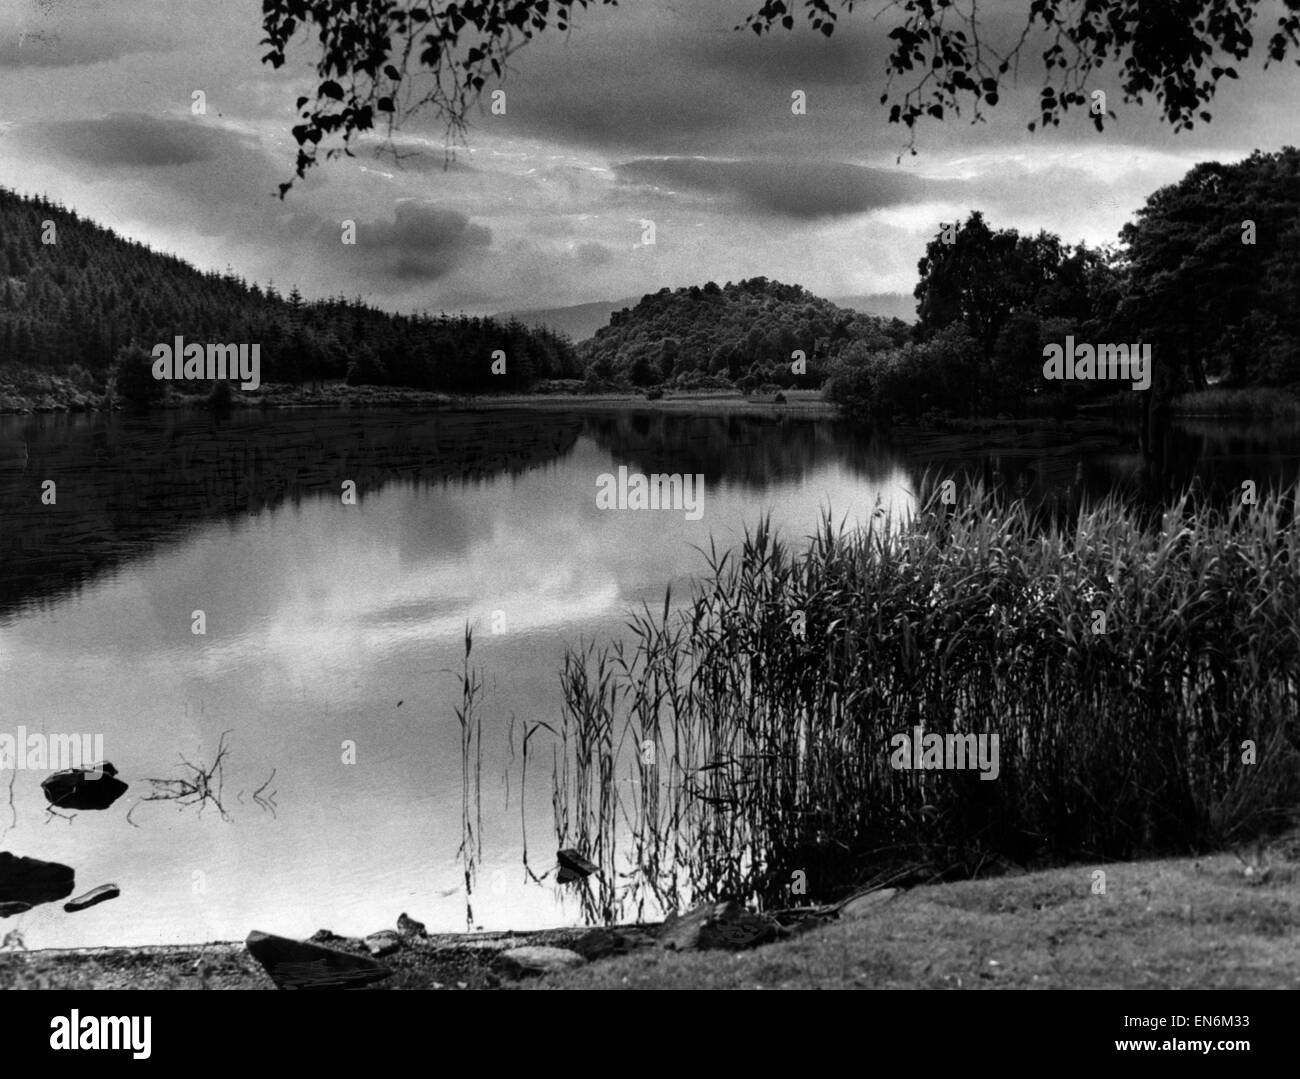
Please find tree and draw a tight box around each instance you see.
[263,0,1300,193]
[1114,147,1300,389]
[915,212,1111,366]
[915,212,1031,359]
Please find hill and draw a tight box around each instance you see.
[577,277,912,391]
[503,291,917,347]
[0,188,578,406]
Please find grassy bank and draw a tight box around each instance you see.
[546,485,1300,921]
[4,840,1297,989]
[1172,387,1300,419]
[538,842,1300,990]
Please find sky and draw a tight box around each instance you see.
[1,0,1297,318]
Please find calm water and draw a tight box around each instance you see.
[0,405,1296,947]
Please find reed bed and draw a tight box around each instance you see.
[547,482,1300,920]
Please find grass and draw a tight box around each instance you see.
[1172,387,1300,419]
[544,482,1300,923]
[533,842,1300,990]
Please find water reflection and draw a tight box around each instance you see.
[0,405,1295,947]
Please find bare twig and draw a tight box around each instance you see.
[126,729,234,827]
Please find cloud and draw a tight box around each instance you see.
[613,158,932,219]
[331,202,493,284]
[14,112,256,168]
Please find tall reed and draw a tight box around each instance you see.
[452,626,483,930]
[549,482,1300,920]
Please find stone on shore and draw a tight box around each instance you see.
[658,900,781,951]
[364,931,402,958]
[245,930,394,989]
[0,852,75,907]
[41,763,129,811]
[308,928,356,946]
[498,946,586,978]
[64,883,120,913]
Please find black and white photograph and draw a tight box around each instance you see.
[0,0,1298,1037]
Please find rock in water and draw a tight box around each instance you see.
[41,763,129,811]
[498,946,586,978]
[395,912,426,938]
[245,931,393,990]
[0,852,75,907]
[64,883,120,913]
[556,848,598,883]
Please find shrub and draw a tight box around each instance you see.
[109,344,164,407]
[208,379,233,412]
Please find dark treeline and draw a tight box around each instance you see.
[0,187,579,401]
[826,147,1300,423]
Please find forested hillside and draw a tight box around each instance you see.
[578,278,912,391]
[0,188,578,404]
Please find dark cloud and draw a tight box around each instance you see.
[364,142,479,174]
[15,113,254,168]
[683,20,890,88]
[613,158,933,219]
[573,242,613,266]
[329,202,493,284]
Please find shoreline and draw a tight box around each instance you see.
[0,383,835,418]
[5,379,1296,424]
[5,839,1298,989]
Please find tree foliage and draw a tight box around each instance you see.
[746,0,1299,149]
[828,146,1300,424]
[915,211,1113,360]
[576,278,910,391]
[0,187,577,399]
[1114,146,1300,388]
[264,0,1300,191]
[261,0,621,195]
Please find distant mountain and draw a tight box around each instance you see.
[828,293,917,323]
[496,299,640,344]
